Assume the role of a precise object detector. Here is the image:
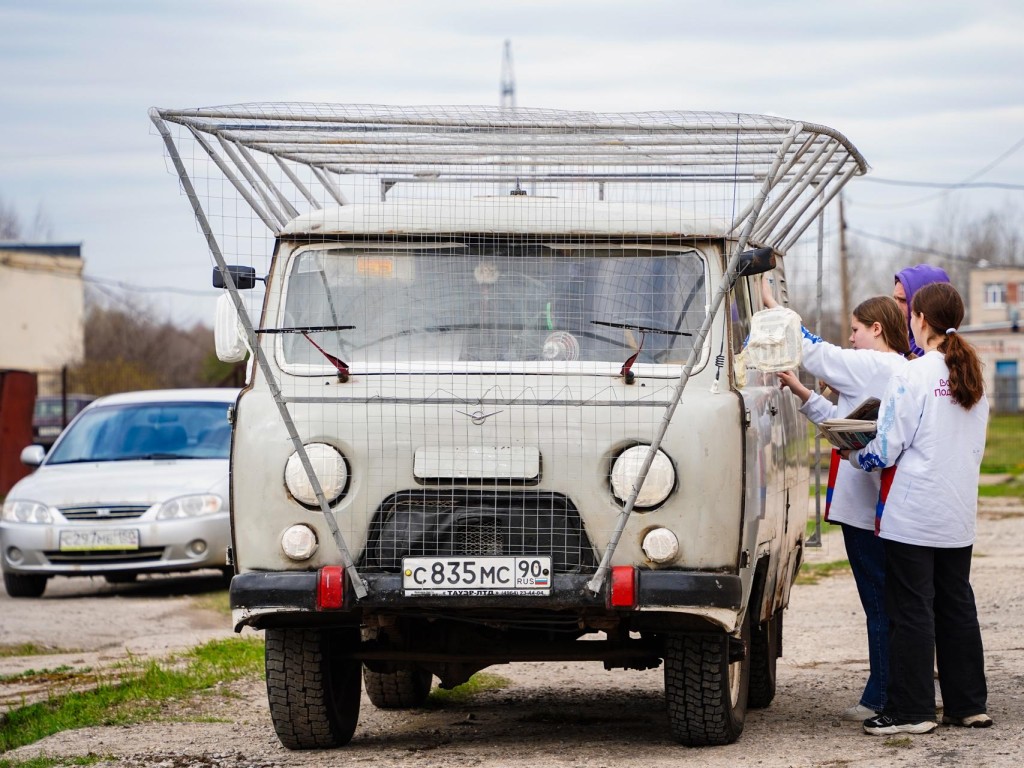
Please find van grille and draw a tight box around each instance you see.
[363,490,597,573]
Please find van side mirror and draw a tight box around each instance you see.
[213,265,258,290]
[736,247,777,278]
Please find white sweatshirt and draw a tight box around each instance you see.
[850,351,988,548]
[798,328,909,531]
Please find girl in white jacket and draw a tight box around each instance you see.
[764,284,911,722]
[848,282,990,736]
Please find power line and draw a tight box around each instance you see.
[847,226,1009,266]
[851,134,1024,209]
[84,274,220,297]
[1,257,220,296]
[862,178,1024,191]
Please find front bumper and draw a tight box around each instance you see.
[230,568,742,629]
[0,514,230,576]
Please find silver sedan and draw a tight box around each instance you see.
[1,388,238,597]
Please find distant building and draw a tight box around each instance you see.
[961,265,1024,413]
[0,243,85,384]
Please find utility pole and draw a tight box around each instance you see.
[500,40,516,111]
[838,192,851,340]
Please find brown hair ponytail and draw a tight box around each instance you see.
[911,283,985,409]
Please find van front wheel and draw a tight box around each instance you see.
[664,615,750,746]
[265,627,362,750]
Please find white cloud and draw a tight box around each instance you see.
[1,0,1022,324]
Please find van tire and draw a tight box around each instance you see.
[265,627,361,750]
[664,615,750,746]
[747,608,782,709]
[363,665,433,709]
[3,572,48,598]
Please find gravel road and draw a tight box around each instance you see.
[3,499,1023,767]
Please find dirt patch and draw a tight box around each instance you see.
[4,506,1023,767]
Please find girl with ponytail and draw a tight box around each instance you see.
[849,282,991,736]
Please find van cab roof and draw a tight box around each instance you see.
[280,200,733,239]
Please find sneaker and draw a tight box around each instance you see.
[863,714,937,736]
[842,704,878,721]
[941,713,993,728]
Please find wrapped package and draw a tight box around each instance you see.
[745,306,802,373]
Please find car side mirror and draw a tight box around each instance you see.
[736,247,777,279]
[213,265,258,290]
[21,445,45,467]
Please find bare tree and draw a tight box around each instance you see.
[0,193,54,241]
[67,291,223,395]
[0,194,21,240]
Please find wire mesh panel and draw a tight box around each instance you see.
[151,104,866,594]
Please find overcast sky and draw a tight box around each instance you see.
[2,0,1022,325]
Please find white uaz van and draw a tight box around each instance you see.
[151,104,866,749]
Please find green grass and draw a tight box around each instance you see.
[805,518,835,538]
[0,645,75,659]
[796,559,851,585]
[426,672,512,706]
[0,665,83,685]
[0,756,107,768]
[979,481,1024,498]
[0,637,264,752]
[983,413,1024,475]
[190,589,232,617]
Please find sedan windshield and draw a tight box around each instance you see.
[279,244,706,369]
[47,402,232,464]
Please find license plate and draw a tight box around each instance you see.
[59,529,139,552]
[402,556,551,596]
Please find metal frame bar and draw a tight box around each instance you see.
[586,124,802,594]
[150,108,367,598]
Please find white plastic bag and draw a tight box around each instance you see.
[745,306,802,373]
[214,292,251,363]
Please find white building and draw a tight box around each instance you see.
[0,243,85,381]
[962,265,1024,413]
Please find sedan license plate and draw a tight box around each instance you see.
[403,556,551,596]
[59,529,139,552]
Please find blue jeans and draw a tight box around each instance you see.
[842,523,889,711]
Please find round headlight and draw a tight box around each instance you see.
[642,528,680,564]
[610,446,675,509]
[285,442,348,508]
[281,524,319,561]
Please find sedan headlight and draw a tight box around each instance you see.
[285,443,348,508]
[1,499,52,524]
[610,445,676,509]
[156,494,224,520]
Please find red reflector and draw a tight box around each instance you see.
[610,565,636,608]
[317,566,345,610]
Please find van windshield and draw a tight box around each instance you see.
[279,244,707,368]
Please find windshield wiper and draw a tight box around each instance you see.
[590,320,693,380]
[254,325,356,334]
